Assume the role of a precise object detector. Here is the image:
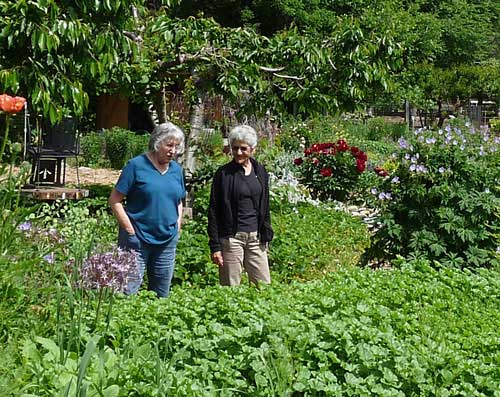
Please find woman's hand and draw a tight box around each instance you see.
[126,233,141,251]
[211,251,224,267]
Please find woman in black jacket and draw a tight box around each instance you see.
[208,125,273,286]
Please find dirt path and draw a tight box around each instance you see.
[64,165,121,186]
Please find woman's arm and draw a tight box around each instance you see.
[108,188,135,235]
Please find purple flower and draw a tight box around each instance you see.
[390,176,400,184]
[416,165,428,173]
[398,137,409,149]
[18,222,32,232]
[43,253,55,264]
[378,192,392,200]
[79,247,138,292]
[438,167,446,174]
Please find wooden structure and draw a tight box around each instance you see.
[20,186,89,201]
[96,94,129,130]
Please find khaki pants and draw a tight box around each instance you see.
[219,231,271,286]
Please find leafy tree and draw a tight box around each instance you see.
[0,0,149,123]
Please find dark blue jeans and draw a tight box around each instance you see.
[118,228,179,298]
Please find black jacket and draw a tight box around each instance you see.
[208,157,273,253]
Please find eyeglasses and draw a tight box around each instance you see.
[231,145,251,152]
[162,142,181,151]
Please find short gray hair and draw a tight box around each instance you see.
[149,122,185,154]
[228,125,258,148]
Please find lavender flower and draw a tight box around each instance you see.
[43,253,55,264]
[438,167,446,174]
[79,247,138,292]
[390,176,400,184]
[18,221,32,232]
[416,165,428,173]
[378,192,392,200]
[398,137,409,149]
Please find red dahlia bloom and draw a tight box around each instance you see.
[356,159,366,172]
[356,151,367,161]
[294,157,303,165]
[337,139,349,151]
[320,167,333,177]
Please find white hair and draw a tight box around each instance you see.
[149,122,185,154]
[228,125,258,148]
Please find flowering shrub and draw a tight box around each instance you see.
[363,121,500,268]
[293,139,367,201]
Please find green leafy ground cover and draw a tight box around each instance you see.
[3,264,499,396]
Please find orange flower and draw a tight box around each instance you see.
[11,96,26,113]
[0,94,26,114]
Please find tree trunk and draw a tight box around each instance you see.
[184,89,204,177]
[152,82,167,124]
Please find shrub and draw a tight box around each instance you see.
[129,134,149,158]
[344,117,409,142]
[104,127,148,170]
[278,116,348,151]
[293,139,368,202]
[80,132,105,167]
[363,121,500,268]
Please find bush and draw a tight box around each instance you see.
[344,117,409,142]
[292,140,368,202]
[278,116,348,151]
[363,121,500,268]
[104,127,148,169]
[80,132,105,167]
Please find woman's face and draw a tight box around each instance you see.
[231,139,253,165]
[156,139,180,165]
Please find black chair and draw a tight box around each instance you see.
[27,117,81,187]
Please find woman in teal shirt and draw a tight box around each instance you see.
[109,122,185,297]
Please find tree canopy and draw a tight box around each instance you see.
[0,0,498,124]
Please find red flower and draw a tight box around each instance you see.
[337,139,349,152]
[350,146,360,155]
[312,157,320,166]
[320,167,332,177]
[355,150,367,161]
[294,157,303,165]
[356,159,366,172]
